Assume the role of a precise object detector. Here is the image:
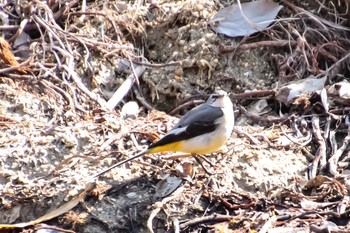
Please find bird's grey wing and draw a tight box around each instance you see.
[173,103,223,128]
[148,104,223,149]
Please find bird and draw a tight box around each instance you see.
[92,90,234,178]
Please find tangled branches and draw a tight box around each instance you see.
[0,0,146,121]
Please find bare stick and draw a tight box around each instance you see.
[62,65,108,109]
[131,60,182,68]
[281,0,350,31]
[8,19,29,42]
[133,86,154,111]
[329,127,350,176]
[106,64,146,110]
[178,214,235,230]
[230,90,276,99]
[309,116,327,178]
[238,105,289,124]
[169,100,204,115]
[0,25,18,31]
[220,40,297,54]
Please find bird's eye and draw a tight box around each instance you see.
[211,94,219,99]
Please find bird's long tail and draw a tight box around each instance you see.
[91,149,150,179]
[91,141,184,179]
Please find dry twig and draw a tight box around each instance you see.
[329,127,350,176]
[309,116,327,179]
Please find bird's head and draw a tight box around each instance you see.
[207,90,232,108]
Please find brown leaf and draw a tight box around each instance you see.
[0,38,28,74]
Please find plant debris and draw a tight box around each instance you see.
[209,0,283,37]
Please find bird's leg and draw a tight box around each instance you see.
[193,154,215,175]
[197,155,215,167]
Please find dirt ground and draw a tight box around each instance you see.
[0,0,350,233]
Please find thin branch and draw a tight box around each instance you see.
[220,40,298,54]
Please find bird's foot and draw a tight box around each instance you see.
[194,155,215,175]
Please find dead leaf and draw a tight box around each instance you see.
[0,182,93,229]
[300,198,337,210]
[209,0,283,37]
[328,81,350,99]
[0,38,27,74]
[275,76,327,106]
[154,174,182,199]
[175,160,194,181]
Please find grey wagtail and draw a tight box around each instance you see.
[93,90,234,178]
